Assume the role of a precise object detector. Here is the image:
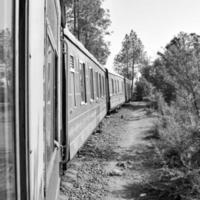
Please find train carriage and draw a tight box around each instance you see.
[0,1,133,199]
[108,72,125,111]
[62,29,107,160]
[125,78,132,102]
[0,0,66,200]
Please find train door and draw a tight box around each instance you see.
[60,39,69,171]
[43,1,61,199]
[105,69,110,113]
[0,0,29,199]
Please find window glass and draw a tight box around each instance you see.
[90,68,94,100]
[71,72,76,106]
[44,37,56,164]
[0,0,16,199]
[80,63,87,102]
[117,81,119,93]
[102,76,104,96]
[99,74,102,97]
[111,79,114,94]
[70,55,75,69]
[47,0,58,48]
[114,80,117,94]
[70,56,76,106]
[116,80,118,94]
[96,72,99,98]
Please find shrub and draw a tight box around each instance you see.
[152,97,200,200]
[134,78,152,101]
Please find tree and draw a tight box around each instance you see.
[141,59,176,104]
[65,0,111,65]
[157,32,200,117]
[114,30,144,94]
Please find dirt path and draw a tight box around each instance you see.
[60,102,158,200]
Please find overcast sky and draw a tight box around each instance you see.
[103,0,200,70]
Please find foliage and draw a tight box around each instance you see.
[158,32,200,117]
[114,30,144,81]
[133,78,151,101]
[65,0,111,65]
[141,59,176,104]
[144,32,200,199]
[151,95,200,200]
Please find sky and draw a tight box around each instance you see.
[103,0,200,70]
[0,0,12,30]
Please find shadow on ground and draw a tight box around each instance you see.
[118,182,181,200]
[78,144,120,161]
[122,102,148,111]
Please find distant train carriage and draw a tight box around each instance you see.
[62,29,107,161]
[125,78,132,102]
[108,72,125,111]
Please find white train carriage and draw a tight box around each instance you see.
[62,29,107,161]
[108,71,125,111]
[0,0,66,200]
[125,77,132,102]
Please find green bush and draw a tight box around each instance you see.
[152,96,200,200]
[134,78,151,101]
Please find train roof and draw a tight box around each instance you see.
[108,70,124,79]
[64,28,128,80]
[64,28,105,72]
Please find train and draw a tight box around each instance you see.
[0,1,132,200]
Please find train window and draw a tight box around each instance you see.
[102,76,103,97]
[111,79,114,94]
[114,80,115,94]
[115,80,117,94]
[96,72,99,98]
[117,80,119,93]
[99,74,102,97]
[44,37,57,164]
[103,77,105,96]
[116,80,118,94]
[70,55,75,69]
[47,0,59,48]
[80,63,87,103]
[102,76,105,97]
[0,1,16,199]
[117,80,118,94]
[89,68,94,100]
[70,56,76,106]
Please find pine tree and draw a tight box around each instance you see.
[114,30,144,93]
[65,0,111,65]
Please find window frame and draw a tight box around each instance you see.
[14,0,30,199]
[99,73,102,98]
[95,71,99,99]
[79,61,87,104]
[89,67,94,101]
[69,55,76,107]
[111,78,114,95]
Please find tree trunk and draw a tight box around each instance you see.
[131,62,134,99]
[77,0,80,40]
[73,0,77,36]
[126,48,129,78]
